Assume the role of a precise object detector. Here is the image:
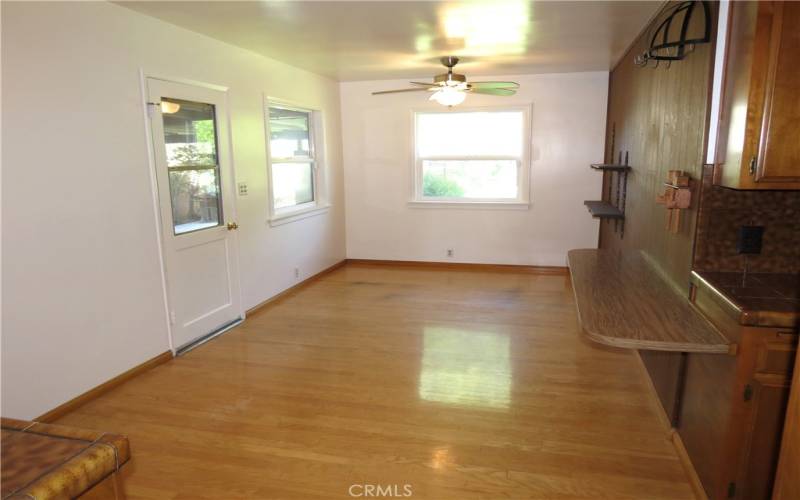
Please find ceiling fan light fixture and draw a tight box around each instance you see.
[371,56,517,102]
[430,87,466,107]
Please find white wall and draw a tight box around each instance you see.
[1,1,345,419]
[340,72,607,266]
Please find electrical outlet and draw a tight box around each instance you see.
[737,226,764,254]
[447,249,454,257]
[294,267,300,279]
[238,182,248,196]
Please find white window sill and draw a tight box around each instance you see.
[407,200,530,210]
[269,205,330,227]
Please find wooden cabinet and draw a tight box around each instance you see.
[773,347,800,499]
[716,1,800,189]
[680,282,797,499]
[680,329,796,499]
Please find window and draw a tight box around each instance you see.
[161,98,223,235]
[413,108,530,205]
[266,102,325,222]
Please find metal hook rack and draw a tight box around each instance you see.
[634,1,711,68]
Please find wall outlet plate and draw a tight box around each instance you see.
[737,226,764,254]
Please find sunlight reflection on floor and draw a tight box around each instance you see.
[419,326,511,409]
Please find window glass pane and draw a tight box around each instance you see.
[272,162,314,209]
[162,98,217,167]
[417,111,523,157]
[168,169,221,234]
[422,160,518,199]
[269,107,311,158]
[160,97,223,235]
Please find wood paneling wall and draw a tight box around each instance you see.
[599,1,717,423]
[600,3,716,290]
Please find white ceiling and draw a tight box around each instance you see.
[118,1,661,82]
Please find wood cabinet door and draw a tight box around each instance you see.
[716,1,800,190]
[755,1,800,185]
[773,342,800,500]
[736,330,796,500]
[737,379,792,499]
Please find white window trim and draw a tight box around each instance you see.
[264,96,329,225]
[269,204,330,227]
[410,105,533,207]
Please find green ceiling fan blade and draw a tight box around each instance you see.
[468,81,520,89]
[470,87,517,96]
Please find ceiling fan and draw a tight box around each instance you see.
[372,56,519,107]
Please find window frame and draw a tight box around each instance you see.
[411,105,532,208]
[264,97,328,225]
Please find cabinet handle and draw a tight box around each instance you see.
[748,156,756,176]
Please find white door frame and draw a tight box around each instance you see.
[137,70,244,353]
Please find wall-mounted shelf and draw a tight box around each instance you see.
[584,201,624,219]
[585,151,630,237]
[590,164,632,172]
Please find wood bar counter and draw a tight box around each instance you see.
[568,248,797,499]
[567,248,732,353]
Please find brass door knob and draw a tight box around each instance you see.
[226,222,239,230]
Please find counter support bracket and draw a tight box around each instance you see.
[671,352,689,428]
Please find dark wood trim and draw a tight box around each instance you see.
[36,350,173,423]
[672,428,710,500]
[633,350,674,431]
[245,259,348,316]
[345,259,568,275]
[633,350,708,500]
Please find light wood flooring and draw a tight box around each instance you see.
[56,263,694,499]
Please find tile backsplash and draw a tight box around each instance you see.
[694,165,800,274]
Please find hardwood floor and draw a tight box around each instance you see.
[55,263,694,499]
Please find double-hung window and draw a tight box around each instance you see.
[413,107,530,206]
[266,102,324,222]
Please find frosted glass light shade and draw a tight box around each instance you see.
[429,87,466,106]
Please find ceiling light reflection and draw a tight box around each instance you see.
[439,1,530,57]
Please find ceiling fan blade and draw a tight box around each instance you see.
[409,82,439,87]
[468,81,520,90]
[470,87,517,96]
[372,88,431,95]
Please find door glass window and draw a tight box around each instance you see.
[161,98,223,234]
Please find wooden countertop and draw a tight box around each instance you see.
[1,418,130,499]
[691,271,799,329]
[567,249,732,354]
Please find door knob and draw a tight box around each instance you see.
[226,222,239,230]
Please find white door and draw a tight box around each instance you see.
[147,78,242,351]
